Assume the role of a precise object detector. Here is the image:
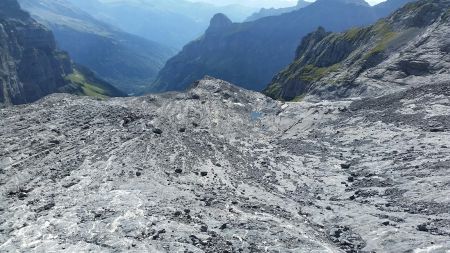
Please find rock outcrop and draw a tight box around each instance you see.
[0,0,124,106]
[265,0,450,101]
[206,13,233,34]
[1,76,449,252]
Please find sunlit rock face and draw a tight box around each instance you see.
[266,0,450,101]
[0,0,124,106]
[0,4,69,105]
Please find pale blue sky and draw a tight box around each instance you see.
[192,0,386,8]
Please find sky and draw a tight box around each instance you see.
[191,0,387,8]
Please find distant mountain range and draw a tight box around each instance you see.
[265,0,450,101]
[19,0,174,95]
[152,0,414,92]
[0,0,124,106]
[65,0,257,50]
[245,0,311,22]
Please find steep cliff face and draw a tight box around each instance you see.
[19,0,175,95]
[0,0,29,19]
[152,0,415,93]
[0,0,124,106]
[266,0,450,101]
[0,7,67,105]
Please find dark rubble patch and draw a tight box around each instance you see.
[238,202,294,221]
[417,219,450,236]
[348,82,450,128]
[277,138,332,157]
[383,189,450,215]
[402,201,450,215]
[351,176,395,188]
[327,226,366,253]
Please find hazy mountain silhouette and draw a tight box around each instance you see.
[66,0,256,50]
[245,0,311,22]
[153,0,414,92]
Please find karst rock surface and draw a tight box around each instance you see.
[0,77,449,252]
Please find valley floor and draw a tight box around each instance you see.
[0,78,449,252]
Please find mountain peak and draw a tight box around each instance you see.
[207,13,232,33]
[0,0,30,19]
[295,26,331,59]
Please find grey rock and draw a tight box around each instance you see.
[0,77,449,252]
[153,128,163,135]
[267,0,450,101]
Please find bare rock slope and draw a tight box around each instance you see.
[1,77,449,252]
[266,0,450,101]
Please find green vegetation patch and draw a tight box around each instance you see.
[404,1,421,12]
[342,27,368,41]
[53,52,69,61]
[443,9,450,21]
[298,64,340,82]
[65,70,109,99]
[291,94,306,102]
[264,83,283,99]
[265,63,340,100]
[364,21,397,59]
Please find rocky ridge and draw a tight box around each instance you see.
[266,0,450,101]
[152,0,414,93]
[0,77,449,252]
